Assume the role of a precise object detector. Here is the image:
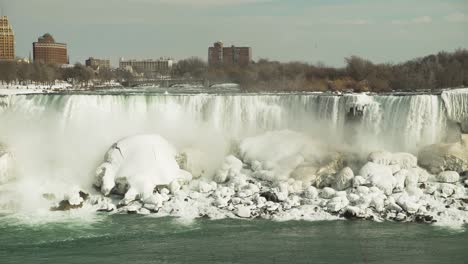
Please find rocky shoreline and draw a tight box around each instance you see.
[36,131,466,227]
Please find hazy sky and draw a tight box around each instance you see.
[1,0,467,66]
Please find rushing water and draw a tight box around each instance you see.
[0,214,467,264]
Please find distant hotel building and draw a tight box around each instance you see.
[0,16,15,61]
[208,41,252,67]
[119,58,173,76]
[33,33,68,65]
[86,57,110,69]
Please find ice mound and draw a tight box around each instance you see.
[94,134,192,199]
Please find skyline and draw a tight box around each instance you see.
[1,0,467,66]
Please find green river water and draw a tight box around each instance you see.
[0,214,466,264]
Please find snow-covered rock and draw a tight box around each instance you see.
[334,167,354,191]
[320,187,336,199]
[418,134,468,174]
[304,186,318,199]
[436,171,460,183]
[359,162,395,195]
[94,134,190,198]
[368,151,417,169]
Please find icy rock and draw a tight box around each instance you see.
[199,181,217,193]
[396,194,420,214]
[360,162,395,195]
[94,134,186,198]
[143,193,164,208]
[334,167,354,191]
[393,169,407,192]
[327,196,349,212]
[418,135,468,174]
[408,167,430,183]
[368,151,417,169]
[392,153,418,169]
[438,183,456,197]
[121,187,139,205]
[236,205,251,218]
[436,171,460,183]
[353,176,367,187]
[169,180,181,194]
[138,208,151,215]
[347,193,360,204]
[368,151,393,165]
[320,187,336,199]
[386,202,403,212]
[356,186,370,195]
[214,197,229,208]
[304,186,318,199]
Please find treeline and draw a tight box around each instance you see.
[174,49,468,92]
[0,62,133,87]
[1,49,467,92]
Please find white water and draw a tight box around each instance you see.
[0,90,467,213]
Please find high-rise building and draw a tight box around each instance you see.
[33,33,68,65]
[208,41,252,67]
[86,57,111,70]
[0,16,15,61]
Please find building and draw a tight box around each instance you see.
[208,41,252,67]
[0,16,15,61]
[119,58,173,77]
[86,57,110,70]
[33,33,68,65]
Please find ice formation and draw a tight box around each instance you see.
[44,131,467,228]
[94,134,191,201]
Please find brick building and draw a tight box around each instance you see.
[0,16,15,61]
[208,41,252,67]
[33,33,68,65]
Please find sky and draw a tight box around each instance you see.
[1,0,467,66]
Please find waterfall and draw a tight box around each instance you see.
[1,92,466,154]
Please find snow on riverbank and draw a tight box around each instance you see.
[0,82,72,95]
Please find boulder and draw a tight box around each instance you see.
[320,187,336,199]
[359,162,395,195]
[235,205,251,218]
[334,167,354,191]
[368,151,417,169]
[418,134,468,174]
[436,171,460,183]
[327,196,349,212]
[260,191,280,203]
[304,186,318,199]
